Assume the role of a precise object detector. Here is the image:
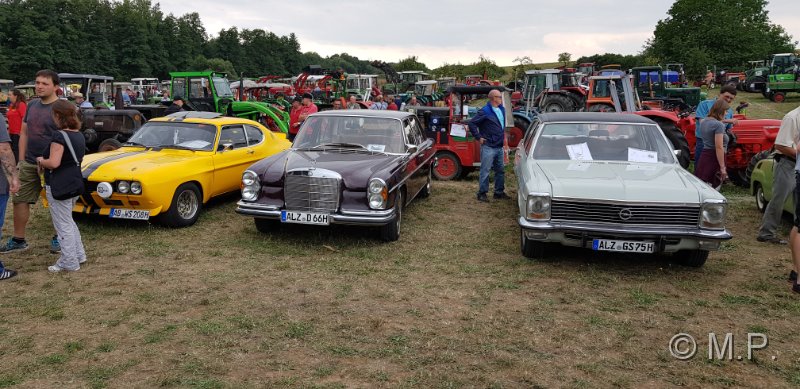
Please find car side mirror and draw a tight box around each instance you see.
[674,149,682,157]
[406,144,418,154]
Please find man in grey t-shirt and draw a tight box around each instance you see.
[0,114,21,280]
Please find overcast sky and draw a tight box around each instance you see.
[157,0,799,67]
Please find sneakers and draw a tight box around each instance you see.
[493,192,512,200]
[477,193,489,203]
[0,238,29,254]
[50,236,61,254]
[756,236,788,245]
[0,269,17,280]
[48,264,79,273]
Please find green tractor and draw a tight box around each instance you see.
[631,66,706,111]
[763,54,800,102]
[170,71,289,133]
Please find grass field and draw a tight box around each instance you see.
[1,96,799,388]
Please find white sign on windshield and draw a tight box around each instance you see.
[627,147,658,163]
[567,143,593,161]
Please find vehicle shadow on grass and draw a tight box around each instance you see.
[532,244,697,272]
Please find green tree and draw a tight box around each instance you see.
[558,52,572,67]
[395,56,429,72]
[645,0,794,71]
[464,55,504,80]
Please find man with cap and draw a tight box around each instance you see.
[73,92,93,109]
[164,96,185,115]
[290,93,318,141]
[289,96,303,141]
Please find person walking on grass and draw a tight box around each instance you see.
[782,105,800,294]
[36,100,87,272]
[0,69,61,254]
[7,89,27,162]
[468,89,510,202]
[0,117,21,280]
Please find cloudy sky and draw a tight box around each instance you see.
[158,0,799,67]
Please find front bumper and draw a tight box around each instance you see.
[519,217,732,252]
[236,201,396,226]
[73,194,163,218]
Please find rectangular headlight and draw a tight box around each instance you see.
[526,194,551,221]
[699,200,727,230]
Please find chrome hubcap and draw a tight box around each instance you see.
[177,190,198,219]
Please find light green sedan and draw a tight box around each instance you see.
[749,152,793,214]
[514,112,732,267]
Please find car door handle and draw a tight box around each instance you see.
[246,149,255,154]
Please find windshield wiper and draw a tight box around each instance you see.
[122,141,146,147]
[311,142,366,149]
[156,144,195,151]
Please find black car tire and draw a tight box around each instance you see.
[675,249,709,267]
[653,119,691,169]
[745,150,771,188]
[754,183,769,212]
[520,229,545,259]
[159,183,202,228]
[98,138,122,152]
[254,218,281,233]
[380,191,402,242]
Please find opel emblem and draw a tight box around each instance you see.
[619,208,633,221]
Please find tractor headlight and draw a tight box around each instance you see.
[526,194,551,221]
[130,181,142,195]
[368,178,387,209]
[117,180,130,194]
[240,170,260,201]
[699,201,727,230]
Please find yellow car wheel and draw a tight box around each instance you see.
[160,183,202,228]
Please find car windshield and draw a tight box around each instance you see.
[293,116,406,154]
[127,122,217,151]
[531,122,676,164]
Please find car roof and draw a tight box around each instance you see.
[538,112,656,125]
[150,113,262,126]
[310,110,413,119]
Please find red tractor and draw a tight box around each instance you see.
[586,73,781,186]
[414,86,524,180]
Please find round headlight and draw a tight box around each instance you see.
[242,186,259,201]
[117,180,130,194]
[96,182,113,199]
[242,170,258,186]
[130,181,142,195]
[368,178,385,194]
[369,193,385,209]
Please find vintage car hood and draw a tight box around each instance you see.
[281,149,402,190]
[81,147,204,180]
[535,160,707,203]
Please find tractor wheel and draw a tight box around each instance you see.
[433,151,462,181]
[508,116,530,148]
[729,169,749,188]
[98,138,122,152]
[754,183,769,212]
[540,94,574,112]
[745,150,771,188]
[588,103,616,112]
[772,92,786,103]
[653,119,691,169]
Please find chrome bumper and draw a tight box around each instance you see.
[236,201,396,226]
[518,217,732,240]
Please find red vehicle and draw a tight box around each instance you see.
[586,73,781,186]
[414,86,518,180]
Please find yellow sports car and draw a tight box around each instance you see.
[74,112,291,227]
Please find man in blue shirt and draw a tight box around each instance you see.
[694,84,738,168]
[468,89,510,202]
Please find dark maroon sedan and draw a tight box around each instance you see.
[236,110,436,241]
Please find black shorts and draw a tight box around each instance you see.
[794,172,800,228]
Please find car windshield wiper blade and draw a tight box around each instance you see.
[156,144,195,151]
[122,141,146,147]
[311,142,366,149]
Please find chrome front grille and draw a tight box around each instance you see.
[284,170,341,213]
[551,199,700,227]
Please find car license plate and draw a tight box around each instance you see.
[109,208,150,220]
[281,210,330,226]
[592,239,655,253]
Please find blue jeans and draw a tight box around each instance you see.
[478,145,505,195]
[694,137,704,169]
[0,194,7,272]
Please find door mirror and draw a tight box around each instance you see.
[673,149,682,157]
[406,144,418,154]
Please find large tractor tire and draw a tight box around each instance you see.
[432,151,462,181]
[98,138,122,152]
[653,119,691,169]
[540,94,574,113]
[508,116,530,149]
[729,169,749,188]
[588,103,616,112]
[745,150,771,188]
[772,92,786,103]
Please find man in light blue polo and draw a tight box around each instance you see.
[468,89,510,202]
[694,84,738,169]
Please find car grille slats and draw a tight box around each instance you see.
[284,175,340,213]
[551,200,700,227]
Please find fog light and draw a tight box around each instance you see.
[698,240,721,250]
[525,231,548,240]
[96,182,113,199]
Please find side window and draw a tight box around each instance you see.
[403,118,422,145]
[189,78,209,99]
[245,125,264,146]
[409,117,424,144]
[219,125,247,150]
[172,77,186,98]
[523,119,540,153]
